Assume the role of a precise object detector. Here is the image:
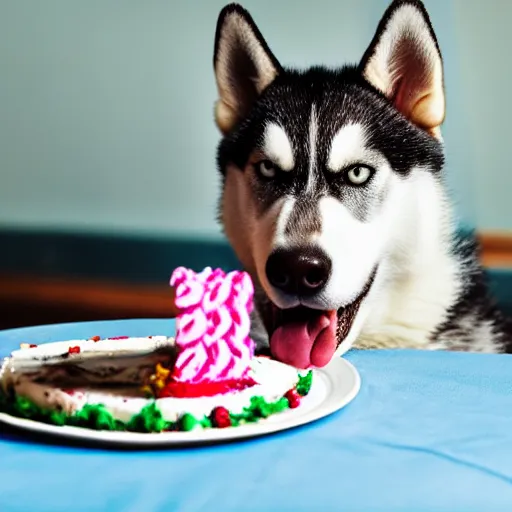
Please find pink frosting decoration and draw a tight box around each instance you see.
[170,266,255,383]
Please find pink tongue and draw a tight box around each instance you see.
[270,310,338,369]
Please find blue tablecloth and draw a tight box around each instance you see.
[1,319,512,512]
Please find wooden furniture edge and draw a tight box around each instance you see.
[478,231,512,267]
[0,275,178,318]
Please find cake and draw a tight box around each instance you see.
[0,267,313,433]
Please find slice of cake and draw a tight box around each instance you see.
[0,268,313,433]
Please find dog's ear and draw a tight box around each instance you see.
[359,0,444,138]
[213,4,281,134]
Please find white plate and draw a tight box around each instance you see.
[0,357,360,447]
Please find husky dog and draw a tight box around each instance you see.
[212,0,512,368]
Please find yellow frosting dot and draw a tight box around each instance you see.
[155,363,170,380]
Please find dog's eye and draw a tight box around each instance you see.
[256,160,277,179]
[345,165,373,185]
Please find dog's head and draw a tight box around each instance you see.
[213,0,446,368]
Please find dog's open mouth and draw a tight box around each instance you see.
[268,268,377,369]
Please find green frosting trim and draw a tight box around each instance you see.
[180,413,199,432]
[0,391,168,433]
[199,416,212,429]
[3,394,69,426]
[230,395,290,426]
[296,370,313,396]
[127,402,168,433]
[0,368,313,433]
[69,404,123,431]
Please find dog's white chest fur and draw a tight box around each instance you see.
[354,172,461,350]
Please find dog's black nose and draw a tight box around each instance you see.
[265,247,331,296]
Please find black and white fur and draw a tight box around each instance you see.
[212,0,512,361]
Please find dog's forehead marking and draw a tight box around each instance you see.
[273,196,296,246]
[262,123,294,172]
[306,104,318,193]
[327,123,367,172]
[285,198,321,241]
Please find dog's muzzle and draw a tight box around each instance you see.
[262,247,377,369]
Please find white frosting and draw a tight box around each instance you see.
[67,357,300,423]
[1,336,306,427]
[9,336,171,363]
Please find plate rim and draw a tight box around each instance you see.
[0,357,361,447]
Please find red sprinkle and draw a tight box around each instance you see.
[108,336,129,340]
[285,389,301,409]
[210,407,231,428]
[157,377,256,399]
[29,344,38,348]
[89,336,101,342]
[68,346,81,354]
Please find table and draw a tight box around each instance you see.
[1,319,512,512]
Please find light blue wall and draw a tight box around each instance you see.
[452,0,512,231]
[0,0,500,239]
